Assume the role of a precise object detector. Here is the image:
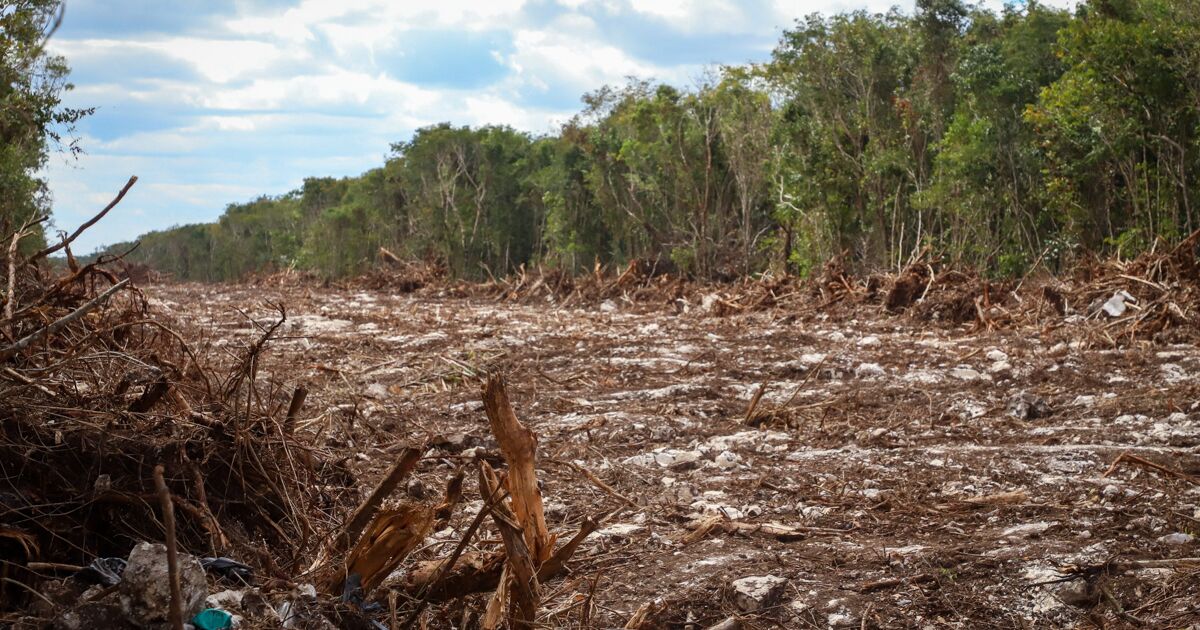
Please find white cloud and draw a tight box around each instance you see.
[46,0,868,252]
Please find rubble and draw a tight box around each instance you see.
[730,575,788,612]
[1008,392,1053,420]
[119,543,207,627]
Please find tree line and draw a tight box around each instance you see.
[104,0,1200,281]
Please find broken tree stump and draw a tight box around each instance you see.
[482,374,553,565]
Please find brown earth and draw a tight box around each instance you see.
[144,281,1200,629]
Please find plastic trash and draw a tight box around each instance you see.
[201,557,254,584]
[192,608,234,630]
[75,557,127,586]
[1101,290,1136,317]
[339,573,384,613]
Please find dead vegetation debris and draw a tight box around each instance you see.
[2,184,1200,628]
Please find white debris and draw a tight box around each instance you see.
[857,336,881,347]
[1161,363,1190,384]
[855,362,886,378]
[1072,395,1097,407]
[731,575,788,612]
[1158,532,1195,545]
[950,367,987,381]
[1101,290,1136,317]
[598,523,644,538]
[1002,521,1057,539]
[986,349,1009,362]
[714,450,740,469]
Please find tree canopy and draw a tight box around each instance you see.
[104,0,1200,281]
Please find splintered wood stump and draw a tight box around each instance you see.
[311,445,424,589]
[333,503,434,593]
[482,374,553,565]
[479,462,540,629]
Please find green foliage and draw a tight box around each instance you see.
[112,0,1200,281]
[0,0,90,244]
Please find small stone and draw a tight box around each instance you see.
[1048,342,1069,357]
[857,336,881,347]
[989,360,1012,374]
[120,542,207,627]
[1158,532,1195,545]
[1102,484,1120,498]
[1055,579,1097,607]
[599,299,618,313]
[715,450,740,469]
[53,602,131,630]
[986,349,1009,362]
[1008,392,1052,420]
[949,367,984,381]
[406,477,429,499]
[731,575,788,612]
[855,363,885,378]
[1001,521,1056,538]
[598,523,644,539]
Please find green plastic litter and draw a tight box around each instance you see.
[191,608,233,630]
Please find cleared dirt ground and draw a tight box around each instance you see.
[151,282,1200,629]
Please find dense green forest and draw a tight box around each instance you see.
[104,0,1200,281]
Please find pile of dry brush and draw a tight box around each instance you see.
[415,234,1200,346]
[0,177,350,617]
[1,179,609,629]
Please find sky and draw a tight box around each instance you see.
[43,0,1035,253]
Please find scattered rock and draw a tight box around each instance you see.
[950,367,986,381]
[1002,521,1057,539]
[731,575,788,612]
[855,362,885,378]
[1008,392,1052,420]
[119,542,207,627]
[1158,532,1195,545]
[986,349,1009,362]
[714,450,740,469]
[598,523,644,539]
[53,602,132,630]
[857,336,881,347]
[406,477,428,499]
[1054,579,1098,607]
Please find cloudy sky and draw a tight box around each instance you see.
[45,0,1019,253]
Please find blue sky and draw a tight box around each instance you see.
[43,0,1041,253]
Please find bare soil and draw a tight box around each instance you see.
[151,282,1200,629]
